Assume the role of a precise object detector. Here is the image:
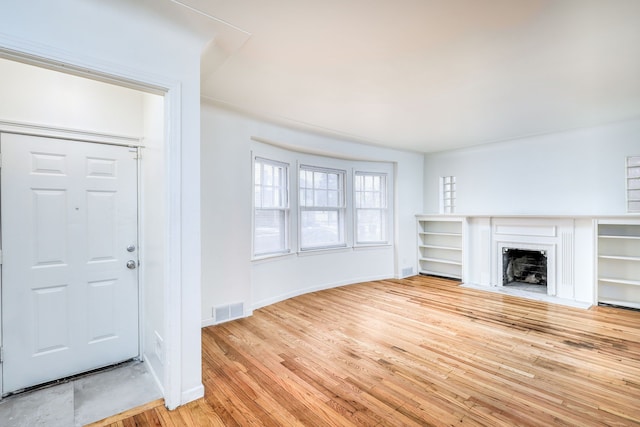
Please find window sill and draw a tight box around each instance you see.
[297,246,352,256]
[251,251,296,264]
[354,243,393,251]
[252,244,394,263]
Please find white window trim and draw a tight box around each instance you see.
[627,156,640,213]
[250,141,394,260]
[298,164,348,251]
[439,175,456,214]
[353,170,390,246]
[252,156,291,258]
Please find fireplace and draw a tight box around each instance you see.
[502,248,548,287]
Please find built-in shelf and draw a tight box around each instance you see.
[419,231,461,237]
[598,255,640,262]
[598,235,640,240]
[597,220,640,309]
[419,244,461,251]
[599,277,640,286]
[416,216,465,280]
[420,257,462,266]
[599,299,640,310]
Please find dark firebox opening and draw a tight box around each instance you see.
[503,248,547,286]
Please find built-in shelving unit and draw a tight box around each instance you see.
[597,220,640,309]
[416,216,465,280]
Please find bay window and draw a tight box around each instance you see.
[252,143,393,260]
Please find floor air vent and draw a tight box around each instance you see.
[213,302,245,324]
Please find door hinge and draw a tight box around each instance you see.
[0,248,3,265]
[0,152,3,168]
[0,347,3,364]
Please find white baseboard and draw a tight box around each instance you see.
[181,384,205,405]
[142,352,165,397]
[251,274,392,311]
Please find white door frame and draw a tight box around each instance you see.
[0,41,185,409]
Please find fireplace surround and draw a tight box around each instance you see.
[468,215,584,304]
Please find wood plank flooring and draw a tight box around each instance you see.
[92,276,640,426]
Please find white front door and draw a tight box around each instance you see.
[1,133,139,394]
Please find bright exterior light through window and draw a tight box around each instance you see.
[299,166,346,250]
[355,172,388,244]
[254,157,289,256]
[628,156,640,213]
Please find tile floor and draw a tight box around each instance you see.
[0,361,162,427]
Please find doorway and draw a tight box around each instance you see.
[0,55,169,406]
[1,133,140,394]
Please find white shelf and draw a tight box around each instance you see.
[597,221,640,307]
[419,257,462,266]
[599,235,640,240]
[419,244,462,251]
[599,299,640,310]
[417,217,465,280]
[599,277,640,287]
[419,231,462,237]
[598,255,640,262]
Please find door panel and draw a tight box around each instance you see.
[1,133,139,394]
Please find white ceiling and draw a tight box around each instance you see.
[169,0,640,153]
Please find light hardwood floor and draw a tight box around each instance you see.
[91,276,640,426]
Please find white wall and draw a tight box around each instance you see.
[1,0,209,407]
[0,58,144,136]
[201,102,424,320]
[424,118,640,215]
[141,93,166,391]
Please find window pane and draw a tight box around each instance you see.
[355,172,388,243]
[327,190,338,206]
[315,171,327,189]
[263,164,273,186]
[315,189,327,206]
[300,210,342,248]
[255,209,287,255]
[263,187,274,207]
[328,173,338,190]
[300,166,345,208]
[357,209,386,243]
[629,201,640,212]
[254,158,289,256]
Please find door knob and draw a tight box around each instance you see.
[126,260,137,270]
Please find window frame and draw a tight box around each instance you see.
[252,156,291,258]
[251,141,394,260]
[298,164,348,251]
[353,171,389,245]
[627,156,640,213]
[439,175,456,214]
